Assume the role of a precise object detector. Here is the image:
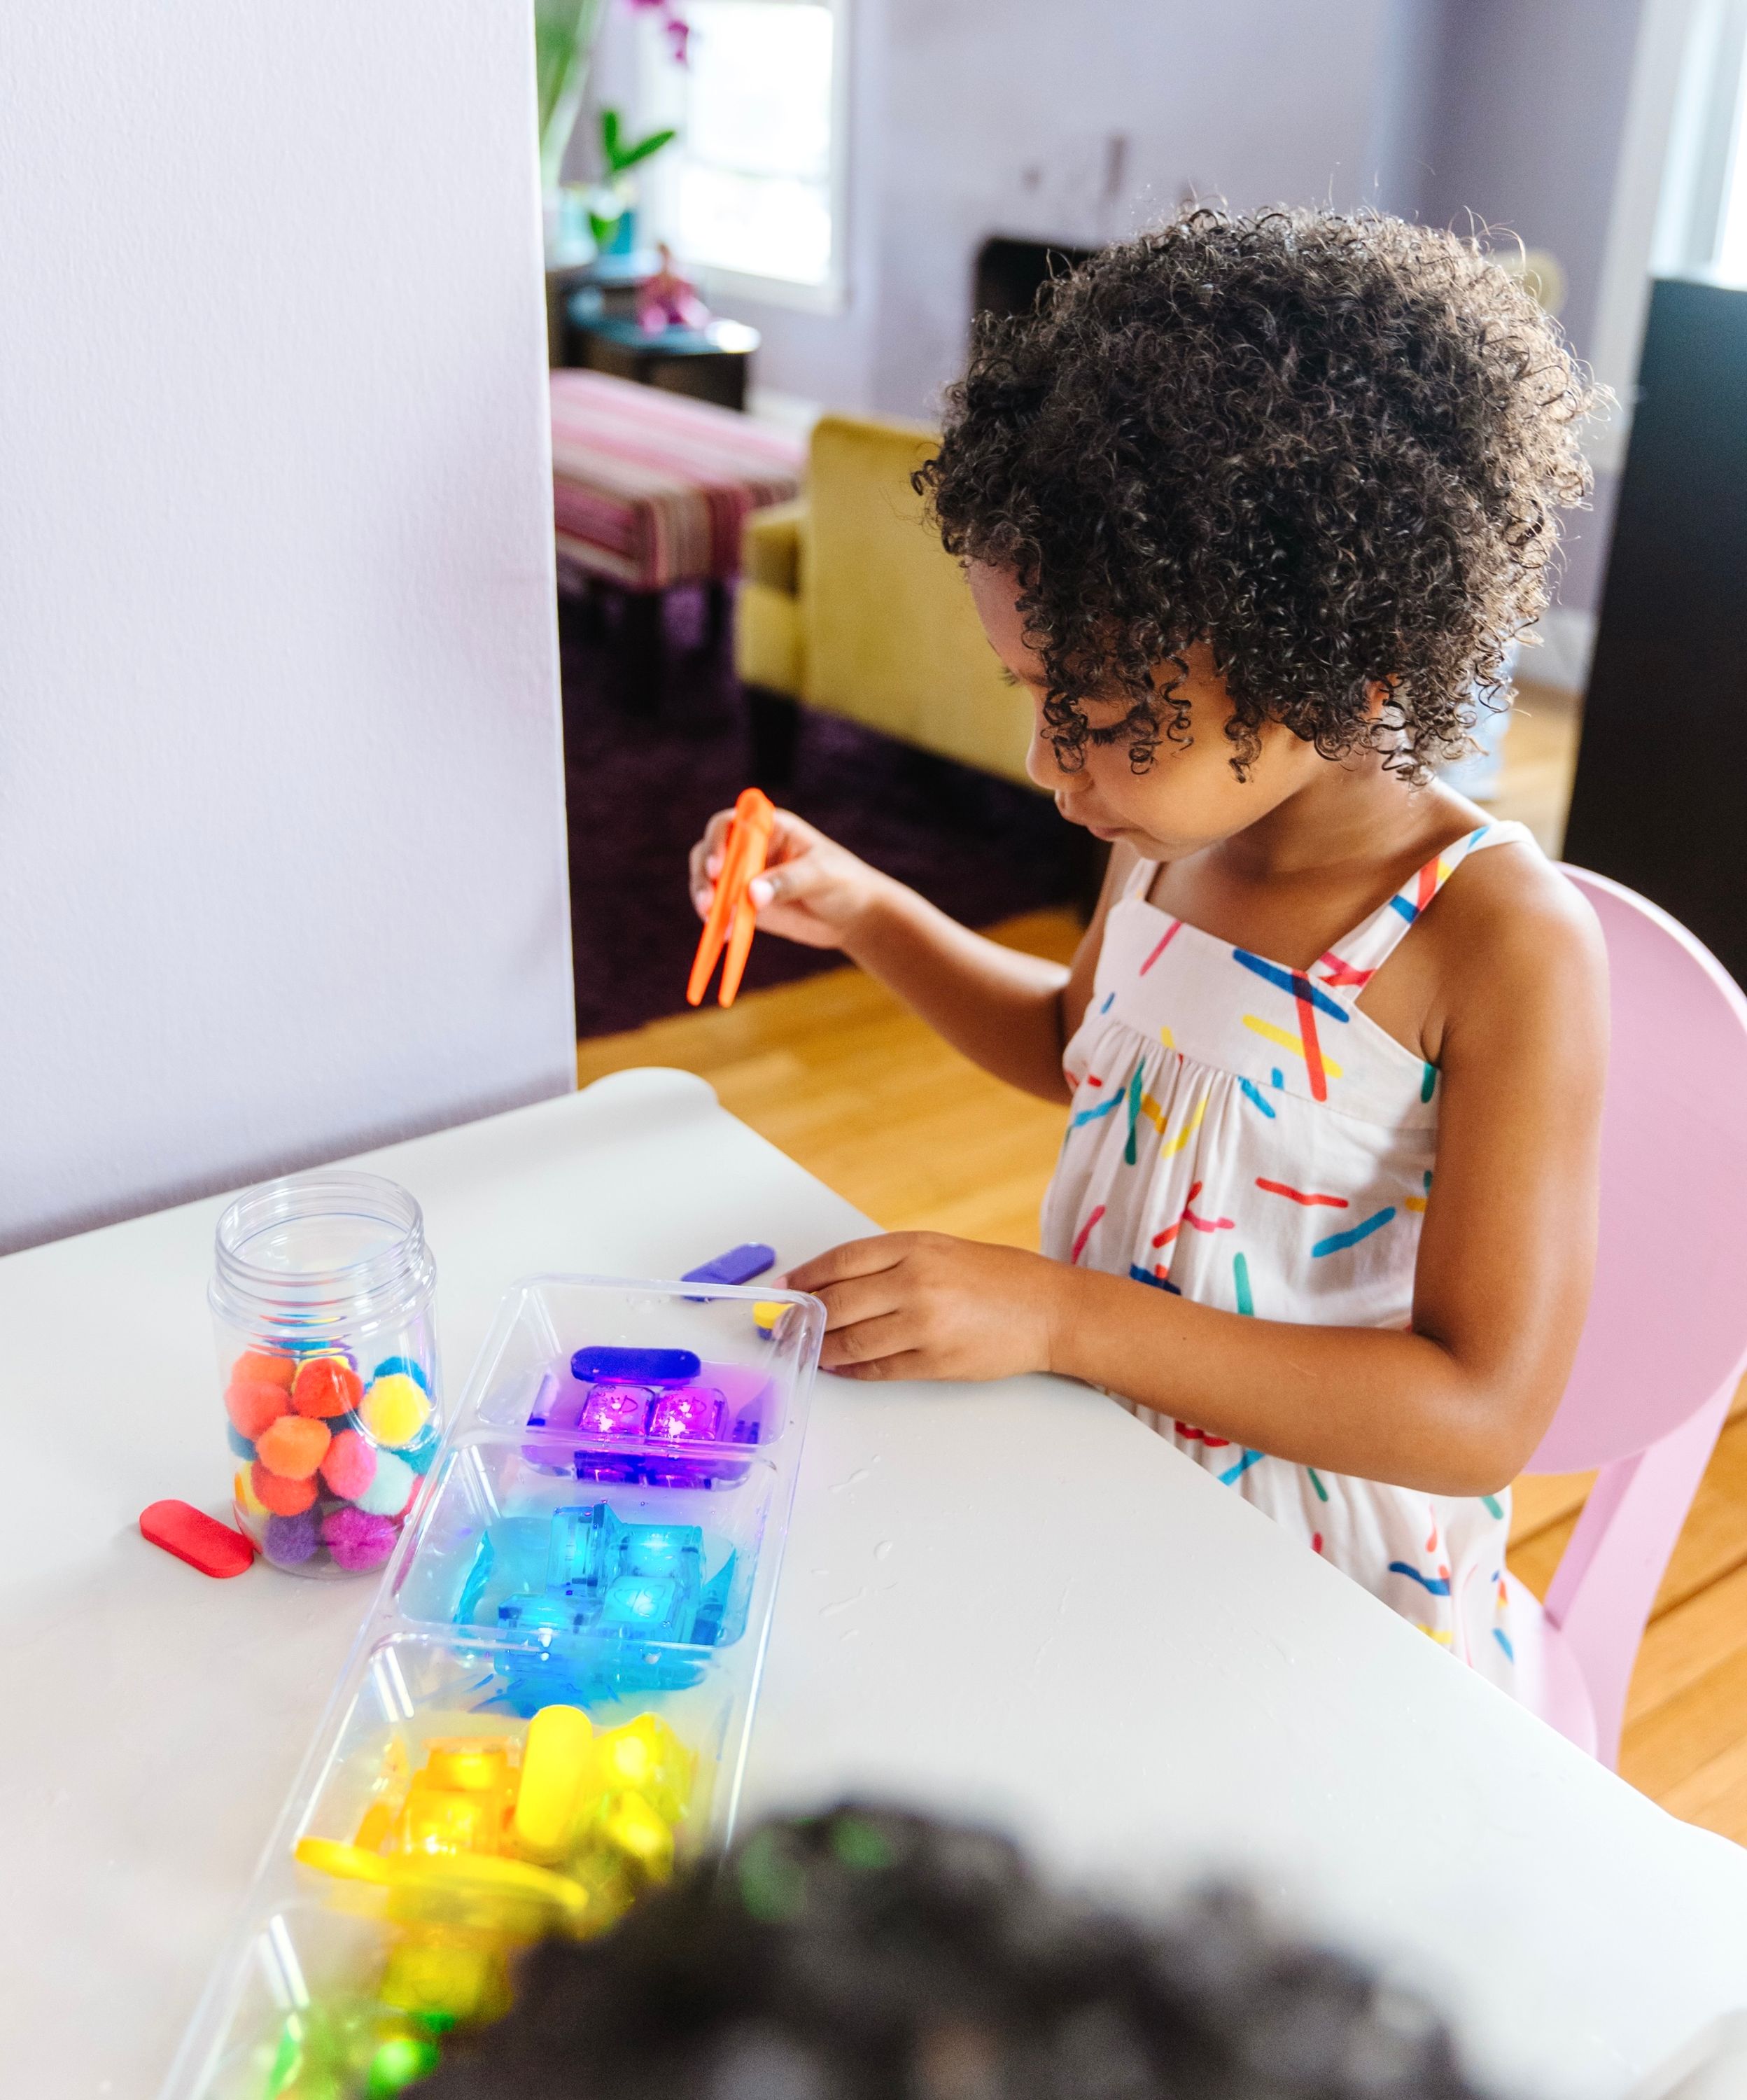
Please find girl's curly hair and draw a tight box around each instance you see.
[917,206,1599,779]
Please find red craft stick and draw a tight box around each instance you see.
[687,788,776,1009]
[139,1499,255,1579]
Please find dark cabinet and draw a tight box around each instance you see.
[1564,276,1747,985]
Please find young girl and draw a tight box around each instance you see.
[689,209,1608,1683]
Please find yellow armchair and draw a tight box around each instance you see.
[736,413,1037,788]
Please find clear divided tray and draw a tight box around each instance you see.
[162,1275,824,2100]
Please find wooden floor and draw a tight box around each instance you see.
[576,682,1747,1844]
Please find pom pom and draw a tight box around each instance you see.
[372,1354,431,1393]
[232,1349,296,1390]
[355,1449,415,1517]
[226,1424,257,1460]
[234,1466,269,1520]
[360,1373,430,1448]
[256,1415,332,1480]
[321,1506,398,1572]
[398,1422,441,1475]
[264,1511,318,1566]
[293,1357,363,1420]
[319,1427,377,1502]
[252,1462,316,1516]
[225,1378,290,1441]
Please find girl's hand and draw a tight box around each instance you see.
[689,806,890,952]
[782,1233,1067,1382]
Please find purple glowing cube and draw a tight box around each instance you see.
[580,1382,653,1436]
[646,1383,726,1443]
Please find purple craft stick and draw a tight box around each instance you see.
[681,1243,777,1289]
[527,1369,561,1427]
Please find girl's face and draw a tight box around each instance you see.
[967,561,1336,860]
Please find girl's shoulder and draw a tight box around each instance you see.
[1419,816,1599,956]
[1401,818,1607,1070]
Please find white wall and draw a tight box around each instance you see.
[651,0,1429,419]
[868,0,1413,418]
[0,0,575,1254]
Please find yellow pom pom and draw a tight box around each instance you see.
[234,1466,268,1520]
[360,1372,430,1449]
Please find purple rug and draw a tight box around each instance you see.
[562,587,1090,1038]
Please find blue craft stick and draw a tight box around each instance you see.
[681,1242,777,1287]
[570,1344,701,1384]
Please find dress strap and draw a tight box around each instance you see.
[1121,853,1160,903]
[1312,820,1539,995]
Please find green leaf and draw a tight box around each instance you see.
[613,127,676,172]
[535,0,606,190]
[601,105,621,164]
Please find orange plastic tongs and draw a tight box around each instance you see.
[687,787,777,1008]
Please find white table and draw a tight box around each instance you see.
[2,1070,1743,2100]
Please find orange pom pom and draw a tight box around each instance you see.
[292,1357,363,1420]
[251,1461,316,1516]
[225,1378,290,1441]
[232,1349,296,1390]
[256,1414,332,1480]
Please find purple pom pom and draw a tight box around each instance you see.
[319,1505,399,1572]
[264,1511,318,1566]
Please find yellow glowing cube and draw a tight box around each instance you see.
[400,1786,502,1858]
[594,1715,692,1825]
[603,1788,675,1878]
[423,1738,513,1794]
[379,1930,507,2024]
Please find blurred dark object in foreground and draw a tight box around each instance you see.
[416,1800,1487,2100]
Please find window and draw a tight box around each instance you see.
[638,0,848,310]
[1589,0,1747,468]
[1652,0,1747,278]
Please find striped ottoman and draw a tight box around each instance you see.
[550,370,804,594]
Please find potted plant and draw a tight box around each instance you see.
[587,108,678,255]
[536,0,688,251]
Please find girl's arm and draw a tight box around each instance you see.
[690,806,1123,1103]
[784,857,1609,1497]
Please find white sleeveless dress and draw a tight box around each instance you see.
[1040,821,1537,1687]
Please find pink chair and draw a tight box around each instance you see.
[1507,866,1747,1766]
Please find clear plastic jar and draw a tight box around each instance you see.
[211,1170,440,1577]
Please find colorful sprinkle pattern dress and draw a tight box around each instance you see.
[1040,821,1536,1686]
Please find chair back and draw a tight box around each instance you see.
[802,414,1037,785]
[1529,867,1747,1474]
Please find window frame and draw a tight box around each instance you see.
[1589,0,1747,472]
[636,0,852,316]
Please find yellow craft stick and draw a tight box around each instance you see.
[295,1835,589,1924]
[512,1705,594,1863]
